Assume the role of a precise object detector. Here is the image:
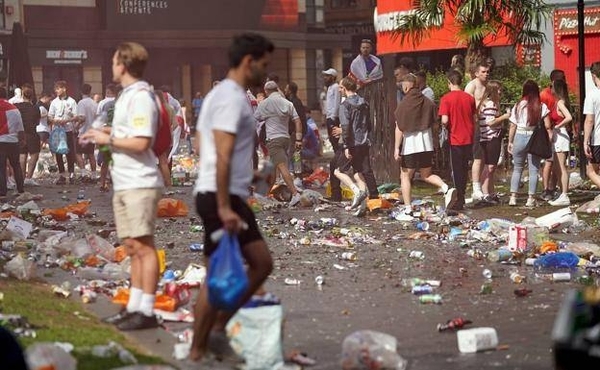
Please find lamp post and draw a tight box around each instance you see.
[578,0,586,178]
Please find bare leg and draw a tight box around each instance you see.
[276,163,299,195]
[158,154,172,187]
[420,167,446,189]
[19,154,27,178]
[555,152,569,193]
[334,168,356,190]
[481,164,497,195]
[353,172,367,192]
[26,153,39,179]
[400,167,416,206]
[542,160,553,191]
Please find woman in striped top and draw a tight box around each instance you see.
[479,80,509,204]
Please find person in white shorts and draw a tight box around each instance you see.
[548,79,572,206]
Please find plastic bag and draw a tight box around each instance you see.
[85,234,115,262]
[43,201,90,221]
[112,288,177,312]
[341,330,407,370]
[226,305,284,370]
[49,126,70,155]
[26,342,77,370]
[207,233,248,310]
[5,254,36,281]
[157,198,189,217]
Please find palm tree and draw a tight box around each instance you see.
[392,0,552,71]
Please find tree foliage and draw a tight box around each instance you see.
[393,0,553,68]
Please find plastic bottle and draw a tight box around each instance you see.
[486,248,512,263]
[292,150,302,175]
[412,285,433,295]
[437,318,472,332]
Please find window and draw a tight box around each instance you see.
[330,0,357,9]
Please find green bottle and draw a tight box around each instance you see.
[419,294,443,304]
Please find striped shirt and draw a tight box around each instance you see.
[479,100,501,141]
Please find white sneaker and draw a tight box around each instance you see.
[472,190,484,201]
[525,197,537,207]
[24,178,40,186]
[444,188,457,209]
[289,192,302,207]
[549,193,570,206]
[509,195,517,206]
[6,177,16,190]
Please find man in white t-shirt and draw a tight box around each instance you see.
[584,61,600,188]
[48,80,79,184]
[75,83,98,181]
[189,33,275,365]
[82,42,163,331]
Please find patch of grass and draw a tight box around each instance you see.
[0,280,165,370]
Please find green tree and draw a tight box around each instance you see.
[393,0,552,70]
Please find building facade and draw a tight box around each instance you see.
[9,0,350,108]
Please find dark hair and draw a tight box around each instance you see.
[482,80,502,113]
[40,91,52,98]
[0,87,7,99]
[21,86,34,101]
[446,69,463,86]
[288,81,298,94]
[54,80,67,89]
[590,62,600,79]
[361,39,373,45]
[414,70,427,79]
[267,73,279,83]
[549,69,565,82]
[517,80,541,127]
[552,79,571,111]
[81,84,92,95]
[396,57,415,72]
[340,77,357,92]
[228,33,275,68]
[115,42,149,79]
[159,85,171,93]
[105,83,117,95]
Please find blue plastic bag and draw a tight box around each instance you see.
[49,126,69,155]
[208,232,248,310]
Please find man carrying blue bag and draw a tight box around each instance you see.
[190,33,275,365]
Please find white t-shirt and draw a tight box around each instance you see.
[584,88,600,145]
[77,96,98,135]
[97,97,115,115]
[194,79,256,198]
[509,100,550,129]
[401,128,433,155]
[110,80,163,191]
[254,92,298,140]
[0,100,24,143]
[36,105,49,133]
[48,96,78,132]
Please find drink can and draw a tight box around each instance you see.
[416,221,430,231]
[284,278,301,286]
[419,294,442,304]
[341,252,357,261]
[314,275,324,286]
[552,272,571,282]
[510,271,525,284]
[409,251,425,260]
[482,269,492,279]
[189,243,204,252]
[411,285,433,295]
[525,258,537,266]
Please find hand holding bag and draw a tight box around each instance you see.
[207,232,248,310]
[525,120,552,159]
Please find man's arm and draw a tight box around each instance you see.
[339,103,350,148]
[394,125,403,161]
[441,115,449,126]
[585,114,594,157]
[332,88,341,119]
[214,129,244,232]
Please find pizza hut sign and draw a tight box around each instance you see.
[555,8,600,36]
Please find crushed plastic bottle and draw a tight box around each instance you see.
[534,252,580,270]
[487,248,513,263]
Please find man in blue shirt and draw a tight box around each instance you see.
[191,91,203,129]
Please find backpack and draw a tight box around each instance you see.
[130,89,173,157]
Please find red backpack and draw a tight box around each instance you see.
[151,92,173,157]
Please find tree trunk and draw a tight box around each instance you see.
[465,40,486,79]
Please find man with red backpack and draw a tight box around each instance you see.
[81,42,164,331]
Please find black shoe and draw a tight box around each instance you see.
[541,189,553,201]
[102,308,131,325]
[116,312,160,331]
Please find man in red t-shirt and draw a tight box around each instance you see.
[439,70,477,210]
[540,69,565,201]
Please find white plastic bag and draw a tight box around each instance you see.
[341,330,407,370]
[226,305,284,370]
[5,254,36,281]
[26,342,77,370]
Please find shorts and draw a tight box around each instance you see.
[113,188,162,239]
[349,145,372,174]
[37,132,49,142]
[75,133,95,154]
[266,137,290,167]
[332,148,352,175]
[20,132,41,154]
[589,145,600,165]
[480,138,501,166]
[553,128,570,153]
[401,151,433,169]
[196,192,263,256]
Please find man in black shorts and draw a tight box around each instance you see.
[189,33,274,365]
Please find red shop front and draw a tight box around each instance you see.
[554,6,600,93]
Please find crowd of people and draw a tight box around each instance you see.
[2,31,600,367]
